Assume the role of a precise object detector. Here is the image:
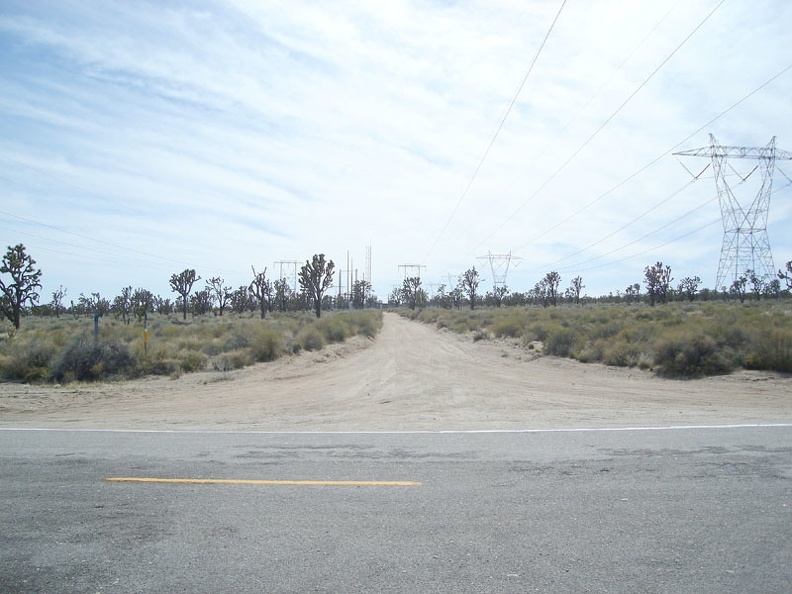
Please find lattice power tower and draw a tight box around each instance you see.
[477,251,522,289]
[674,134,792,289]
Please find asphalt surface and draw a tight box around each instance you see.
[2,425,791,593]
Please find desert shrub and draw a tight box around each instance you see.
[134,345,180,377]
[601,339,645,367]
[544,327,579,357]
[744,328,792,373]
[51,338,135,382]
[179,351,208,373]
[247,326,283,362]
[653,333,738,378]
[211,350,253,372]
[177,336,202,352]
[224,332,249,351]
[315,316,350,343]
[0,337,56,381]
[200,338,225,357]
[350,310,383,338]
[298,326,326,352]
[490,314,526,338]
[575,340,604,364]
[160,324,183,340]
[428,310,480,334]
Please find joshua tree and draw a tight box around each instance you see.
[352,279,372,309]
[0,243,42,329]
[51,285,67,318]
[491,285,509,308]
[170,269,200,320]
[400,277,426,310]
[778,260,792,290]
[298,254,335,318]
[206,277,232,316]
[677,276,701,302]
[459,267,480,310]
[643,262,672,306]
[249,267,274,319]
[543,271,561,306]
[567,276,584,305]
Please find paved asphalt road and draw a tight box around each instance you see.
[2,425,791,593]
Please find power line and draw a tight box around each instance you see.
[542,179,697,269]
[424,0,567,260]
[510,59,792,255]
[0,153,139,215]
[469,0,727,256]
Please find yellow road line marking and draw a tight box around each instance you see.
[105,477,421,486]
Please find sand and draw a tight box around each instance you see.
[1,312,790,431]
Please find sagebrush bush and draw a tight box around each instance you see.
[247,326,283,362]
[544,327,579,357]
[179,351,208,373]
[653,333,738,378]
[490,314,526,338]
[211,350,253,372]
[399,301,792,377]
[298,326,326,351]
[744,328,792,373]
[0,309,383,383]
[351,310,382,338]
[315,317,350,343]
[51,338,135,382]
[0,336,56,381]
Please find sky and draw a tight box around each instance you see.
[1,0,791,304]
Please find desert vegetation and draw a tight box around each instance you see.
[3,241,792,382]
[0,309,382,383]
[399,302,792,378]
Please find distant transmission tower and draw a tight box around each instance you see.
[365,245,372,284]
[477,251,522,289]
[674,134,792,289]
[274,260,301,290]
[398,264,425,279]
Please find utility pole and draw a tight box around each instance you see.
[477,251,522,290]
[674,134,792,288]
[273,260,301,291]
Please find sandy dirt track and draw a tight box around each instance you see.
[1,313,790,431]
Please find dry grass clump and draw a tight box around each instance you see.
[399,302,792,378]
[0,309,383,383]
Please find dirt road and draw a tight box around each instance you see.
[1,313,790,430]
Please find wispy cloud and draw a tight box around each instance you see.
[1,0,790,300]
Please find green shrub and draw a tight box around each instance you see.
[298,326,326,352]
[351,310,382,338]
[744,328,792,373]
[315,316,350,343]
[0,337,56,381]
[211,350,253,372]
[490,315,526,338]
[51,338,135,382]
[248,326,283,362]
[653,333,738,378]
[545,328,579,357]
[601,339,644,367]
[179,351,207,373]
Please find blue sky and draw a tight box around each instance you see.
[1,0,791,304]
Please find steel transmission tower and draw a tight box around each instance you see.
[674,134,792,289]
[477,251,522,289]
[274,260,301,290]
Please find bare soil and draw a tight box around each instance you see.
[1,313,790,431]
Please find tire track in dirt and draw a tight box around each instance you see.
[1,312,790,430]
